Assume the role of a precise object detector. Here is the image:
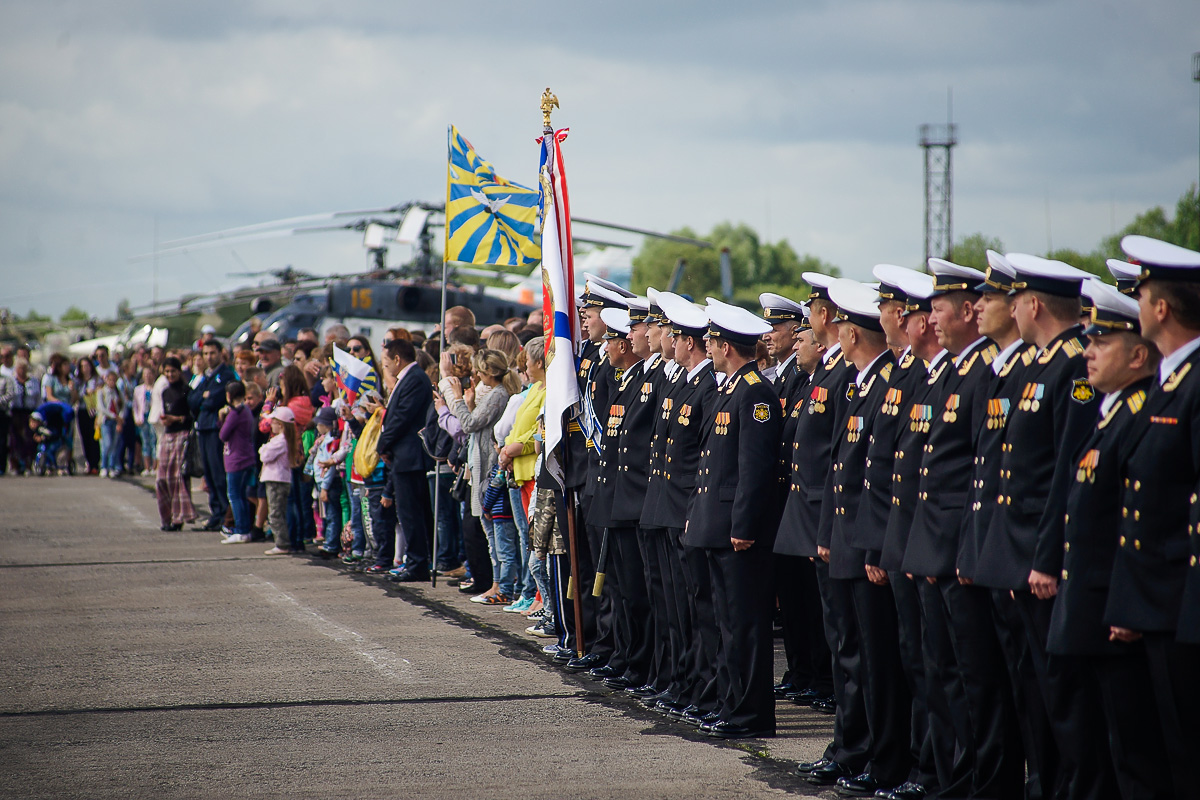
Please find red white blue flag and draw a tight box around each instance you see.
[331,345,371,405]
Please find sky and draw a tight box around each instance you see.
[2,0,1198,319]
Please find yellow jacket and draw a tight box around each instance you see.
[504,381,545,484]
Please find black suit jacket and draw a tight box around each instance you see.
[775,348,856,557]
[828,350,896,579]
[976,327,1098,591]
[684,362,782,549]
[611,357,664,525]
[375,365,434,473]
[586,362,644,529]
[902,339,997,578]
[1048,380,1152,655]
[1107,345,1200,636]
[565,340,605,491]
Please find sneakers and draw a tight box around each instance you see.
[264,547,290,555]
[221,533,251,544]
[341,553,364,564]
[470,592,496,604]
[99,469,108,478]
[526,620,558,638]
[504,597,534,613]
[476,593,512,606]
[220,526,234,536]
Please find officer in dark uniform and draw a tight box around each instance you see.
[961,251,1040,800]
[1047,280,1168,800]
[822,278,907,797]
[758,291,817,701]
[642,292,720,724]
[974,253,1099,800]
[686,301,781,739]
[586,304,652,690]
[783,273,862,785]
[868,263,950,800]
[1107,235,1200,799]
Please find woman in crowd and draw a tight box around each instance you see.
[498,337,548,614]
[117,358,140,474]
[345,336,380,398]
[155,357,196,530]
[132,366,157,475]
[73,356,101,474]
[8,359,41,474]
[42,355,75,405]
[441,348,520,606]
[486,330,522,364]
[218,381,256,544]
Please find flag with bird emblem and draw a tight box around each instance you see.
[445,125,541,267]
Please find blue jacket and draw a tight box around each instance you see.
[188,363,239,432]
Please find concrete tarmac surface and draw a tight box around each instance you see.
[0,477,836,799]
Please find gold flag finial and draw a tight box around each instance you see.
[540,87,559,130]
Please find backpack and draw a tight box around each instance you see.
[418,405,459,463]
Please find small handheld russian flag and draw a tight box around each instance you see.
[331,345,372,405]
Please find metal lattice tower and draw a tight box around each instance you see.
[919,123,957,263]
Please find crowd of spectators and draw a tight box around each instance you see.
[0,307,558,619]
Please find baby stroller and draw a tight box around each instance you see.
[31,401,76,476]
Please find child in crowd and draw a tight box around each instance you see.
[132,367,157,475]
[312,406,344,558]
[245,381,269,541]
[260,406,299,556]
[218,381,256,544]
[95,370,124,478]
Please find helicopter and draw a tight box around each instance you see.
[133,199,715,349]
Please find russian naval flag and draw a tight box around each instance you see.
[332,345,372,405]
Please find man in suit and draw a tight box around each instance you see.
[687,301,781,740]
[375,337,435,581]
[975,254,1098,800]
[1107,235,1200,799]
[1048,280,1168,800]
[189,339,239,531]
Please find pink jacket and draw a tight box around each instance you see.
[259,434,292,484]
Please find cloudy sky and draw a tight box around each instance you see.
[2,0,1198,318]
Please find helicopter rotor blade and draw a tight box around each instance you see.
[571,217,713,248]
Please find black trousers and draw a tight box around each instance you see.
[660,527,693,702]
[776,554,834,695]
[571,510,605,661]
[917,578,972,796]
[608,525,651,684]
[198,429,229,524]
[889,573,936,790]
[645,527,686,701]
[0,410,10,475]
[389,468,432,569]
[77,408,99,471]
[821,568,870,771]
[637,527,671,693]
[552,490,596,655]
[461,512,493,590]
[683,543,722,713]
[708,544,776,732]
[1091,641,1174,800]
[942,581,1023,800]
[854,577,912,787]
[1013,591,1116,800]
[1142,634,1200,800]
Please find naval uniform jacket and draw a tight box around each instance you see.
[564,340,603,491]
[960,344,1037,581]
[879,354,936,572]
[1106,344,1200,636]
[858,350,927,568]
[773,354,806,495]
[683,362,782,549]
[827,351,897,579]
[585,362,643,530]
[643,362,718,529]
[611,357,664,526]
[775,349,857,557]
[1047,380,1152,655]
[975,327,1097,591]
[902,339,998,578]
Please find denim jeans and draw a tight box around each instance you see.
[285,467,316,549]
[481,515,519,599]
[100,419,119,473]
[320,475,344,553]
[510,485,535,601]
[226,468,253,535]
[528,549,552,608]
[428,468,462,570]
[348,484,366,556]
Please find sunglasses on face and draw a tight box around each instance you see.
[349,345,364,353]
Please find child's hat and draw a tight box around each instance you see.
[268,406,295,423]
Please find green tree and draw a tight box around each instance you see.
[632,221,839,308]
[60,305,89,324]
[1101,185,1199,257]
[950,233,1004,272]
[19,309,50,323]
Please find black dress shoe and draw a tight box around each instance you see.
[160,523,182,531]
[699,718,718,733]
[787,688,824,704]
[879,782,927,800]
[603,676,633,690]
[588,665,619,681]
[836,773,883,797]
[773,680,797,696]
[812,695,837,714]
[807,761,854,786]
[797,757,832,775]
[707,721,773,739]
[656,700,685,718]
[626,684,658,699]
[565,653,602,672]
[681,708,706,727]
[552,648,574,664]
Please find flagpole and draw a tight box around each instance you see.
[542,89,587,659]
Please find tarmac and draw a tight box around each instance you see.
[0,475,837,799]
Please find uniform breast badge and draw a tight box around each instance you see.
[715,411,731,435]
[1076,449,1099,484]
[1071,379,1095,404]
[677,404,692,426]
[847,415,864,442]
[808,386,828,414]
[943,393,960,423]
